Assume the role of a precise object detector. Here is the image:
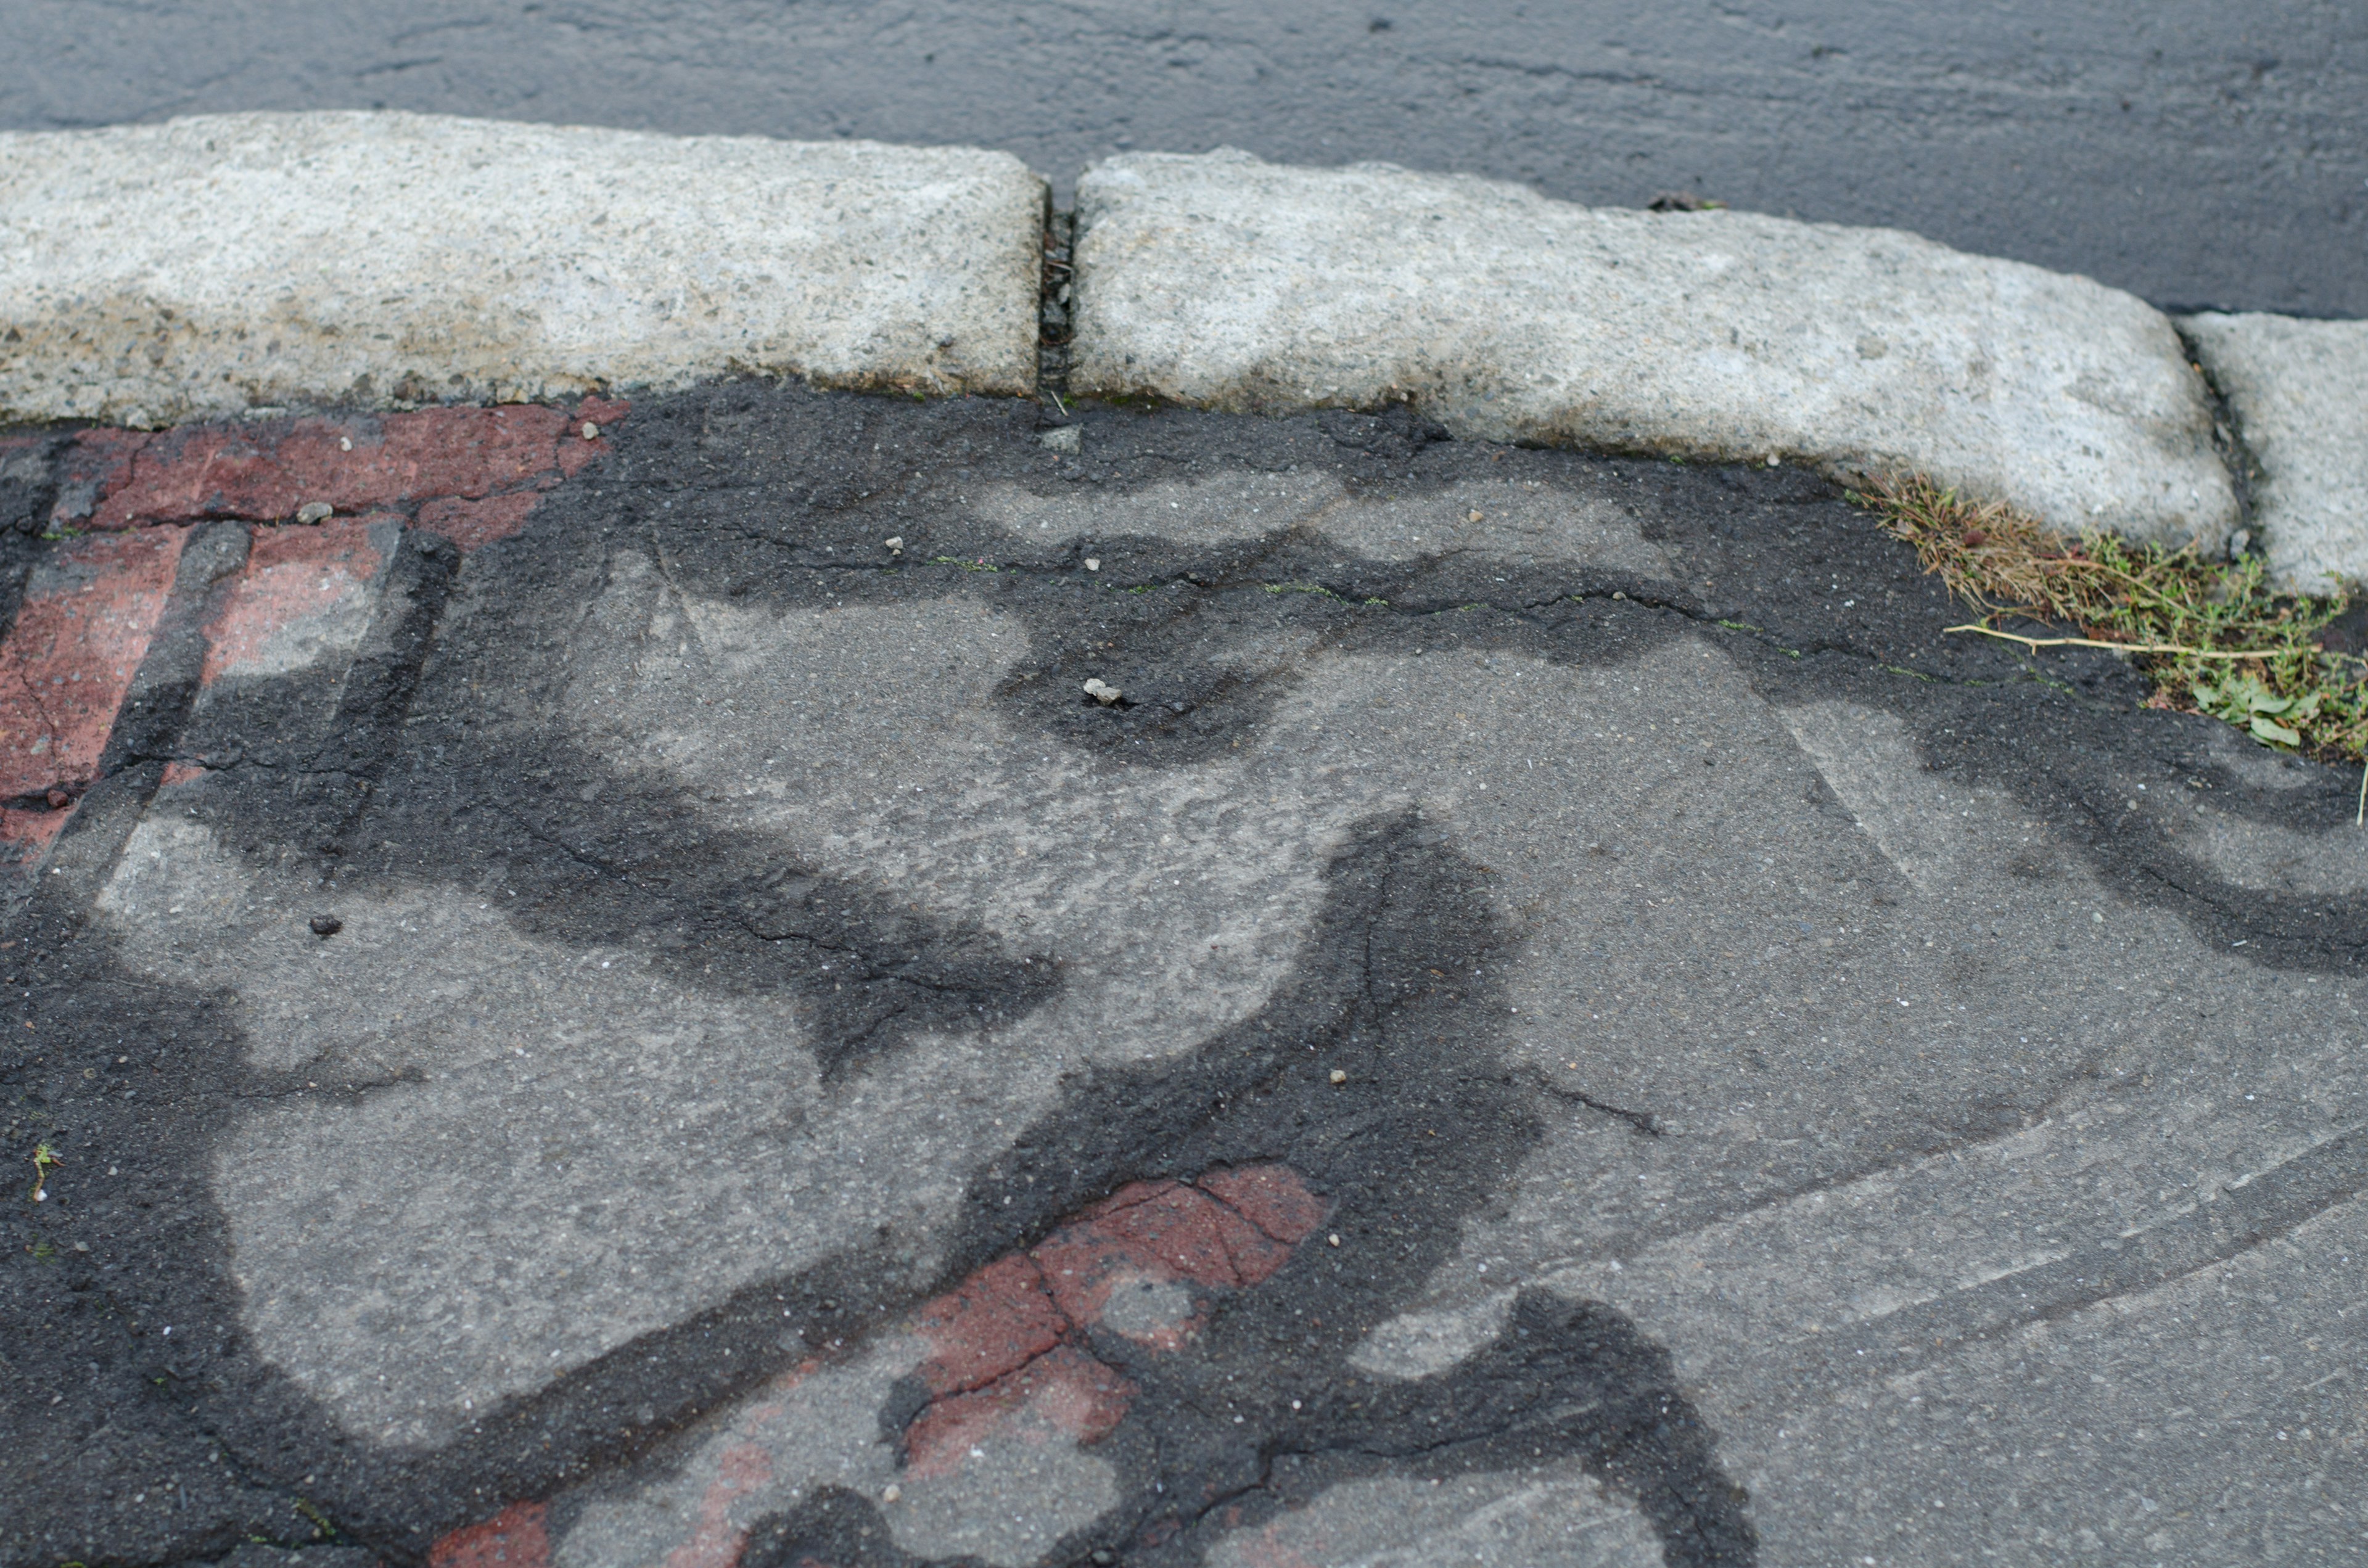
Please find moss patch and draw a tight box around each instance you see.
[1854,474,2368,765]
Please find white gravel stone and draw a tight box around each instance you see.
[0,112,1045,425]
[1071,150,2236,546]
[2180,311,2368,593]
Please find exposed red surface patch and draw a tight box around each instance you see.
[0,529,186,797]
[661,1440,771,1568]
[902,1344,1135,1481]
[59,397,628,554]
[0,805,72,879]
[416,491,543,552]
[159,761,208,786]
[430,1500,551,1568]
[1199,1164,1330,1249]
[200,519,387,684]
[1033,1178,1290,1330]
[896,1164,1326,1482]
[913,1251,1066,1397]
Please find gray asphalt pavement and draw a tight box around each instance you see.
[7,387,2367,1566]
[4,0,2364,317]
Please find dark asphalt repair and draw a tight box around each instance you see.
[4,381,2366,1566]
[7,1,2363,318]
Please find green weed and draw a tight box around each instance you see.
[1855,474,2368,765]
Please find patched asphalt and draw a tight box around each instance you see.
[4,382,2366,1567]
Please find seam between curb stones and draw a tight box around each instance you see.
[2171,319,2265,553]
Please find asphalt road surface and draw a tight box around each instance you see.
[3,0,2364,317]
[6,388,2366,1566]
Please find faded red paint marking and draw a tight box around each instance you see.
[660,1439,772,1568]
[158,761,207,786]
[57,398,628,554]
[914,1252,1066,1397]
[0,529,186,797]
[416,491,543,552]
[429,1500,552,1568]
[200,518,387,684]
[903,1344,1135,1480]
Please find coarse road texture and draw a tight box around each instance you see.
[3,382,2366,1566]
[2,1,2364,319]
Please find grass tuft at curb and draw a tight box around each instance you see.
[1853,474,2368,771]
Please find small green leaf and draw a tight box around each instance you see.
[2251,715,2301,745]
[2250,692,2294,715]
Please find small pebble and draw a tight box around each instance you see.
[882,1484,903,1504]
[1466,509,1484,523]
[1084,557,1101,572]
[1040,425,1081,456]
[295,501,333,525]
[1328,1233,1341,1247]
[582,422,601,440]
[1328,1069,1347,1085]
[309,915,343,937]
[884,536,905,557]
[1083,678,1123,706]
[339,436,353,452]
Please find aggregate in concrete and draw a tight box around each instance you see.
[2182,311,2368,593]
[0,113,1046,426]
[1070,150,2238,550]
[2,383,2365,1568]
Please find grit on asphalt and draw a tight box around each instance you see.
[5,383,2364,1567]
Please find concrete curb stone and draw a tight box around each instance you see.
[1067,149,2239,551]
[7,120,2367,587]
[2180,311,2368,594]
[0,112,1045,425]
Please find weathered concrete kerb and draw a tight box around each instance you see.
[0,113,1046,425]
[4,115,2368,1568]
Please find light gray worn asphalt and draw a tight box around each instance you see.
[3,0,2364,318]
[7,387,2367,1567]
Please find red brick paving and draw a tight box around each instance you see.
[425,1165,1327,1567]
[901,1344,1135,1480]
[428,1500,551,1568]
[912,1251,1067,1398]
[0,528,187,798]
[53,395,627,552]
[200,517,388,684]
[0,396,627,879]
